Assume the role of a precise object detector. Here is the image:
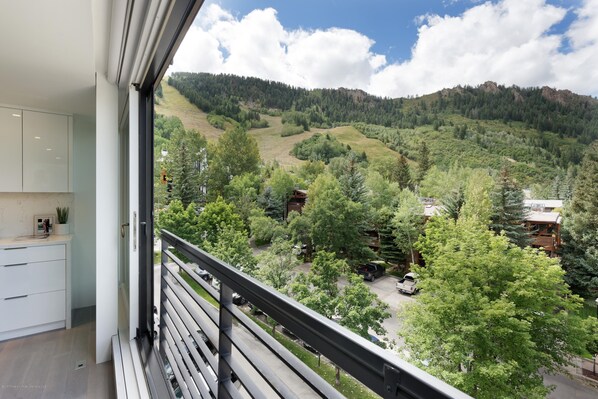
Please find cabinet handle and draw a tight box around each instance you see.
[4,263,27,267]
[4,295,28,300]
[3,247,26,250]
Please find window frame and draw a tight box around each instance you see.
[136,0,204,396]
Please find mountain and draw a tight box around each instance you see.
[161,72,597,188]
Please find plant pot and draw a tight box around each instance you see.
[54,223,69,235]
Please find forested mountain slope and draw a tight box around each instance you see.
[161,72,596,189]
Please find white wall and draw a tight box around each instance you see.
[72,114,96,309]
[0,193,73,238]
[96,73,119,364]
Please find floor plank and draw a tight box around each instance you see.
[0,306,115,399]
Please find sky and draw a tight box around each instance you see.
[170,0,598,99]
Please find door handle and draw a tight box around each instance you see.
[121,223,129,238]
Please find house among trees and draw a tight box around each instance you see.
[287,189,308,215]
[523,199,563,255]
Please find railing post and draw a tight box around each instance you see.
[159,238,168,356]
[217,283,234,399]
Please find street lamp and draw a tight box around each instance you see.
[595,297,598,319]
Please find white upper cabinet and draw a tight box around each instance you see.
[0,108,23,192]
[22,111,70,192]
[0,106,71,193]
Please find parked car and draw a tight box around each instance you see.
[232,293,247,305]
[396,272,419,294]
[292,243,307,256]
[190,264,211,281]
[357,262,386,282]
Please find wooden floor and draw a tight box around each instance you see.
[0,307,115,399]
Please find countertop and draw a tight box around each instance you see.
[0,234,72,248]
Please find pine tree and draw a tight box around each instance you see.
[338,153,367,204]
[562,142,598,295]
[416,141,431,183]
[442,187,465,221]
[166,129,207,207]
[393,155,411,190]
[490,168,530,248]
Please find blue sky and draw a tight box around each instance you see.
[172,0,598,98]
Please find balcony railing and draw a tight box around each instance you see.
[159,229,472,399]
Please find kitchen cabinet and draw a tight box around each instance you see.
[0,106,72,193]
[23,110,70,192]
[0,107,23,192]
[0,238,72,341]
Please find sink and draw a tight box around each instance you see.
[14,234,50,241]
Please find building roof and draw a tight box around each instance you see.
[424,205,443,217]
[523,199,563,209]
[525,211,562,224]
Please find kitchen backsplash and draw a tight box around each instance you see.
[0,193,74,238]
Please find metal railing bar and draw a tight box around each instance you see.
[162,332,195,399]
[223,306,343,399]
[217,284,235,399]
[162,278,219,372]
[161,230,472,399]
[164,260,323,399]
[163,300,219,395]
[163,247,220,302]
[164,270,265,398]
[163,320,207,399]
[225,327,300,399]
[163,264,220,327]
[161,233,344,398]
[164,272,289,399]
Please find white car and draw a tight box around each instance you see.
[396,272,418,294]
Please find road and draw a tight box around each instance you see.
[545,373,598,399]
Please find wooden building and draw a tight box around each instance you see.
[286,189,308,216]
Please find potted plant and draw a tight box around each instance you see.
[55,206,70,235]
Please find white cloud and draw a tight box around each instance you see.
[171,0,598,98]
[170,4,385,90]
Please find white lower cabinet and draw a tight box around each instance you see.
[0,242,70,340]
[0,291,66,332]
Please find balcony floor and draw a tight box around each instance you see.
[0,306,115,399]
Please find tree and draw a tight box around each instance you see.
[249,211,284,245]
[208,126,261,199]
[392,190,425,264]
[441,188,465,221]
[256,238,300,294]
[296,160,325,185]
[377,207,404,265]
[304,174,372,263]
[401,216,591,399]
[287,211,313,260]
[460,169,494,224]
[291,251,347,318]
[197,196,245,245]
[268,168,295,219]
[336,274,389,339]
[155,200,199,244]
[203,225,256,275]
[224,173,261,228]
[416,141,431,183]
[165,128,207,207]
[562,142,598,295]
[337,153,368,204]
[490,167,530,248]
[393,155,412,190]
[365,170,401,212]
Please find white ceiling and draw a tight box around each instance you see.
[0,0,97,116]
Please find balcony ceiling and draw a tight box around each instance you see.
[0,0,96,115]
